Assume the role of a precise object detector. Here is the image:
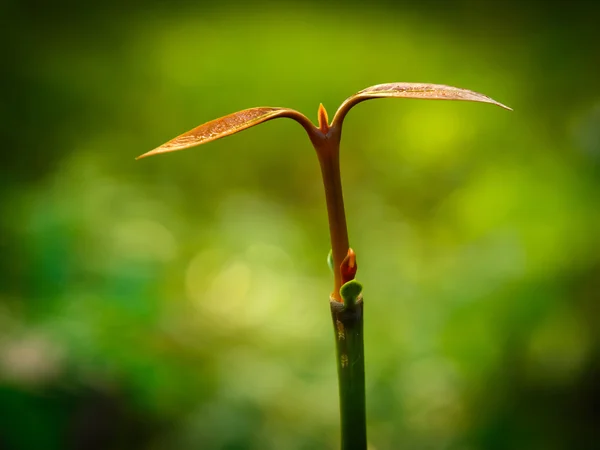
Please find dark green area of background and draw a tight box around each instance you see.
[1,0,599,449]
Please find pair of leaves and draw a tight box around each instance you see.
[137,82,511,159]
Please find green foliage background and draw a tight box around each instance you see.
[1,1,599,448]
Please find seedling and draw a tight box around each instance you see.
[138,82,510,450]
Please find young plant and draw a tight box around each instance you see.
[138,82,510,450]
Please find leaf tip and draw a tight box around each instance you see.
[490,98,513,111]
[135,149,158,160]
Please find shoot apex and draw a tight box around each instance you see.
[318,103,329,133]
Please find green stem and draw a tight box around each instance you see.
[331,299,366,450]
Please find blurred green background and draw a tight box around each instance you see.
[1,0,599,448]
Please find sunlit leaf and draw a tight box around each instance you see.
[137,107,312,159]
[332,82,511,126]
[358,83,511,108]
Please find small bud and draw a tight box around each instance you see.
[340,280,362,309]
[318,103,330,133]
[340,248,357,284]
[327,249,334,273]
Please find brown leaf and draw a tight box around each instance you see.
[137,107,312,159]
[332,82,511,127]
[360,83,511,108]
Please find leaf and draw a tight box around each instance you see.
[359,83,511,108]
[332,82,511,126]
[137,107,312,159]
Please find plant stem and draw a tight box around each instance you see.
[311,120,367,449]
[315,133,349,300]
[331,299,366,450]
